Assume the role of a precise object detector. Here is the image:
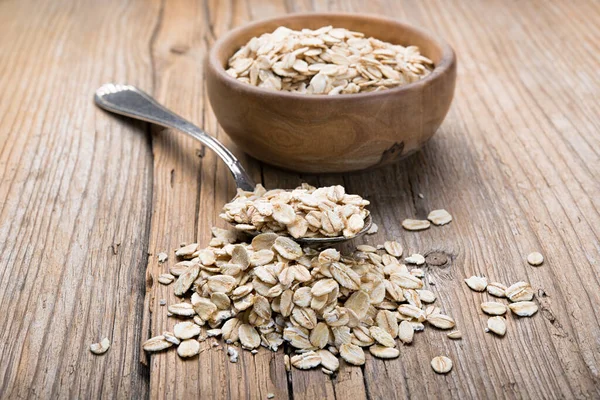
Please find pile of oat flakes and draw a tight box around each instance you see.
[135,185,540,377]
[146,227,458,374]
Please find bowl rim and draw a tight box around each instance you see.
[207,12,456,101]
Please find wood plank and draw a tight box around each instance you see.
[0,0,157,397]
[143,0,288,399]
[354,0,600,399]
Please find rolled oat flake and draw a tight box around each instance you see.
[177,339,200,358]
[527,252,544,266]
[508,301,539,317]
[464,276,488,292]
[404,253,425,265]
[427,209,452,226]
[90,338,110,355]
[487,316,507,336]
[447,330,462,340]
[402,219,431,231]
[431,356,453,374]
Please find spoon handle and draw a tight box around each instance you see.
[94,83,256,191]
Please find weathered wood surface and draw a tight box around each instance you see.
[0,0,156,398]
[1,0,599,399]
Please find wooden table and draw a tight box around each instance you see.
[1,0,599,398]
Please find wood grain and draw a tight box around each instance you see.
[1,0,599,399]
[0,0,156,397]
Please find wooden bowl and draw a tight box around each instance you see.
[206,13,456,173]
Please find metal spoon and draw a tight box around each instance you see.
[94,83,371,245]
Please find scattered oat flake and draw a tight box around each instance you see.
[143,335,172,352]
[505,281,534,302]
[384,241,403,257]
[404,253,425,265]
[431,356,453,374]
[447,330,462,340]
[174,264,200,296]
[480,302,507,316]
[157,252,168,263]
[163,331,180,345]
[376,309,399,338]
[158,273,175,285]
[391,273,423,289]
[367,223,378,234]
[487,316,507,336]
[398,304,426,321]
[369,345,400,359]
[398,320,414,344]
[291,351,322,369]
[175,243,198,257]
[402,219,431,231]
[427,314,456,330]
[369,326,396,347]
[170,261,192,276]
[174,321,201,339]
[316,349,339,371]
[487,282,507,298]
[508,301,538,317]
[239,324,261,349]
[464,276,488,292]
[90,338,110,355]
[427,209,452,226]
[177,339,200,358]
[357,244,377,253]
[207,329,222,337]
[527,252,544,266]
[417,289,436,303]
[168,302,195,317]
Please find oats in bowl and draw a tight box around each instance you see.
[207,14,456,173]
[226,25,433,95]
